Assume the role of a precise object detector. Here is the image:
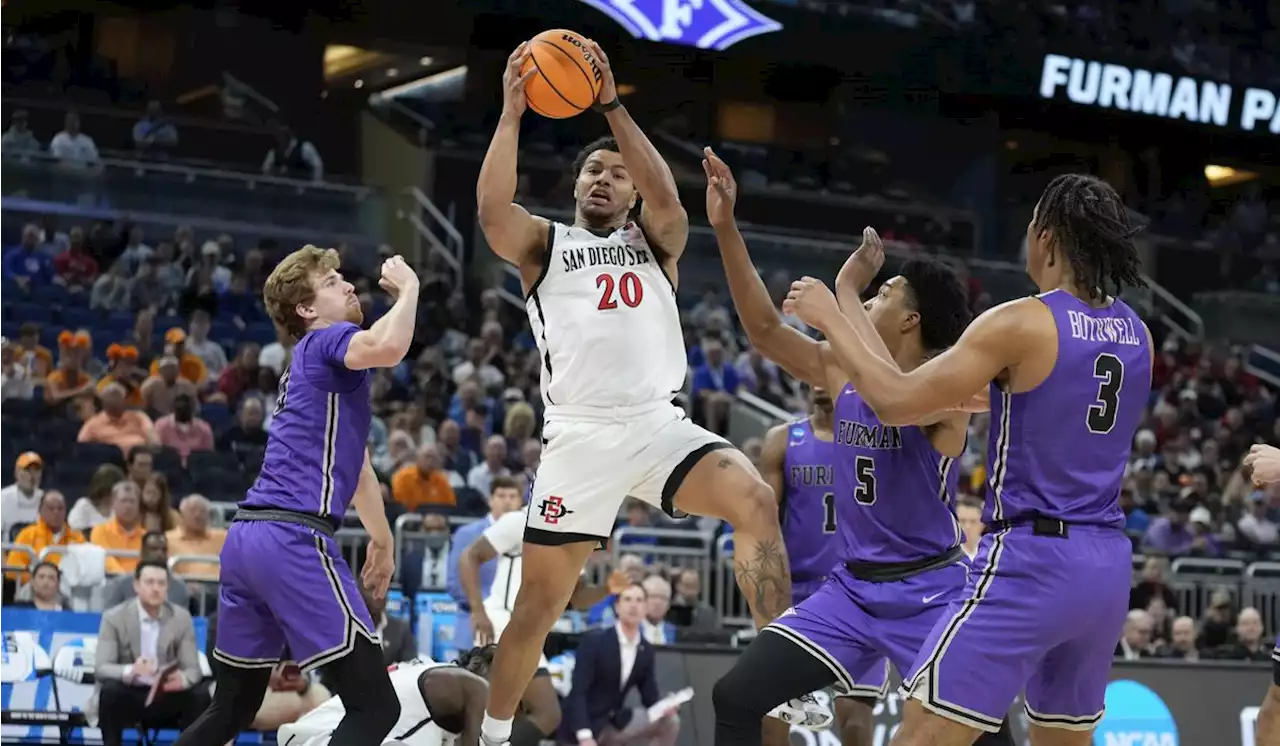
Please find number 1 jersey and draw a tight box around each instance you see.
[985,290,1150,528]
[524,221,687,409]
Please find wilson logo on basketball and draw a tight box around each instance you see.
[539,496,574,524]
[559,33,603,83]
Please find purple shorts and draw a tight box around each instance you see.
[790,577,829,608]
[212,520,376,673]
[903,525,1131,732]
[768,558,969,700]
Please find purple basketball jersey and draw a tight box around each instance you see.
[985,290,1150,527]
[242,321,371,520]
[833,385,962,565]
[781,419,838,589]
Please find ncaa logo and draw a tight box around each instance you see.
[1094,680,1177,746]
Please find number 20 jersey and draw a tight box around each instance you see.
[525,221,687,409]
[833,384,962,566]
[984,290,1150,529]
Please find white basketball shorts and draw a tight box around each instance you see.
[525,400,730,545]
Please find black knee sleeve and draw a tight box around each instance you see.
[328,636,402,746]
[510,716,549,746]
[714,629,839,746]
[171,667,270,746]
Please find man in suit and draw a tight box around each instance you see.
[560,583,680,746]
[91,558,209,746]
[446,476,524,643]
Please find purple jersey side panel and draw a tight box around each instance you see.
[242,321,372,519]
[833,386,962,565]
[985,291,1151,527]
[781,419,838,594]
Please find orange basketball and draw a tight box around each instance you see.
[521,29,603,119]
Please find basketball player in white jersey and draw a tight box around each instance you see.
[460,502,631,746]
[278,655,488,746]
[475,40,791,746]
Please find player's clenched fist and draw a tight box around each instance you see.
[783,276,841,330]
[378,255,419,299]
[1245,444,1280,487]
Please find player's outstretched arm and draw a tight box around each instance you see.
[343,255,419,371]
[788,280,1029,426]
[459,536,499,643]
[477,42,549,266]
[420,667,490,746]
[759,424,788,510]
[353,450,395,598]
[703,147,837,389]
[585,40,688,260]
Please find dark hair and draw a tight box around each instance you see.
[490,475,520,495]
[956,495,983,512]
[898,258,972,353]
[32,561,60,579]
[455,644,498,676]
[89,464,127,502]
[19,322,40,338]
[1032,174,1145,301]
[612,581,648,613]
[571,136,620,178]
[142,529,168,548]
[134,558,169,579]
[127,445,154,466]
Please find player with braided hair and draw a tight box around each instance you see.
[783,172,1152,746]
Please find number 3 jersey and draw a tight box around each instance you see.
[833,385,962,566]
[985,290,1150,529]
[525,221,687,409]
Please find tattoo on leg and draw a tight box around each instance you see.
[718,457,732,468]
[734,537,791,622]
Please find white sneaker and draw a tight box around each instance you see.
[766,692,834,731]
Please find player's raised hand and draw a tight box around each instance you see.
[783,277,841,330]
[702,147,738,228]
[1245,444,1280,487]
[362,538,395,601]
[583,38,617,104]
[378,255,419,300]
[501,42,536,119]
[847,226,886,292]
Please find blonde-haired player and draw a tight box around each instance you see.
[474,39,791,745]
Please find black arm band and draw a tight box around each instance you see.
[593,97,623,114]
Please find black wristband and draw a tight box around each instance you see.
[593,97,623,114]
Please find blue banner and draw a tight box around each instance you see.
[414,592,461,664]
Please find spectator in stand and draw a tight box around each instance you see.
[690,336,741,435]
[1160,617,1200,661]
[166,494,226,582]
[467,435,511,496]
[1141,498,1198,555]
[262,123,324,181]
[218,342,262,404]
[6,491,84,581]
[1238,490,1280,547]
[1,452,45,538]
[91,261,133,312]
[130,257,170,312]
[219,396,267,455]
[376,430,417,478]
[641,574,677,645]
[45,330,96,407]
[152,242,187,300]
[13,323,52,379]
[13,562,69,610]
[4,223,55,289]
[91,559,207,746]
[183,309,227,378]
[1,109,40,153]
[736,347,785,408]
[139,474,178,533]
[2,338,36,400]
[103,530,190,609]
[437,420,474,477]
[155,392,214,465]
[126,447,154,492]
[68,464,127,532]
[119,225,154,274]
[367,583,417,666]
[79,381,158,456]
[519,439,541,487]
[48,111,99,168]
[668,568,720,632]
[1217,607,1270,661]
[132,101,179,156]
[150,328,207,386]
[1118,483,1151,534]
[180,263,219,319]
[1199,588,1237,650]
[54,227,100,291]
[1115,609,1155,660]
[392,443,457,510]
[1130,557,1178,611]
[453,338,504,390]
[258,327,292,377]
[98,344,146,408]
[141,356,191,417]
[90,481,145,574]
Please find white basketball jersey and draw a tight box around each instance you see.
[278,658,457,746]
[526,221,687,408]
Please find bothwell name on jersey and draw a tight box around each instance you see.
[836,420,904,450]
[526,221,687,409]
